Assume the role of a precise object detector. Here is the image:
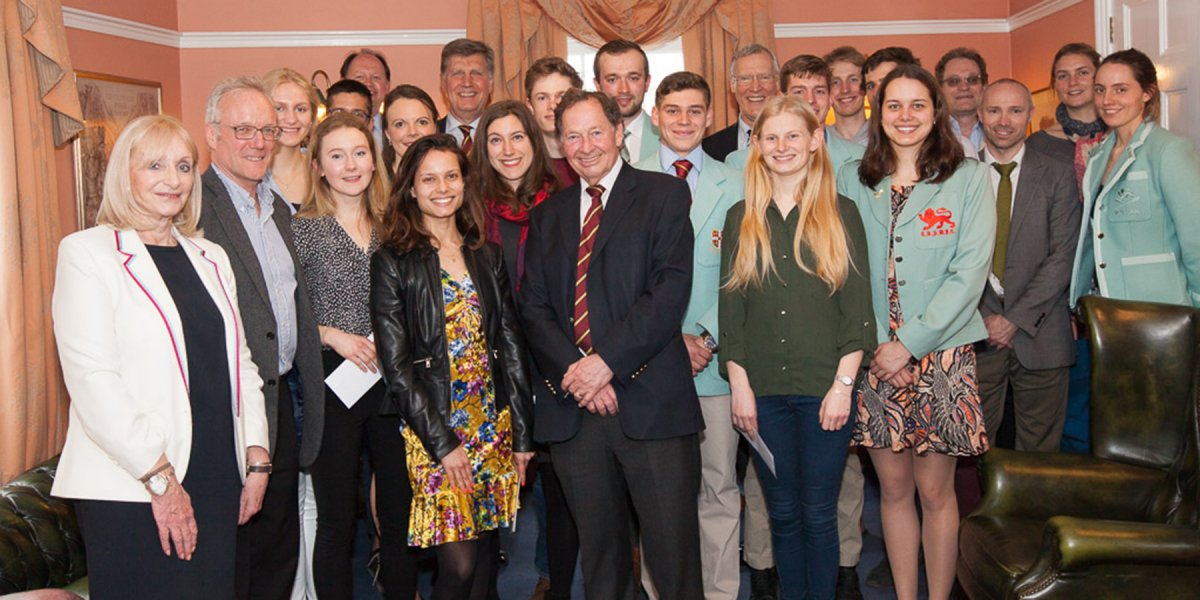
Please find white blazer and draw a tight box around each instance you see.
[51,226,269,502]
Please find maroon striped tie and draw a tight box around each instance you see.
[574,185,604,354]
[672,158,693,179]
[459,124,474,154]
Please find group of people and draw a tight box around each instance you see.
[48,28,1200,600]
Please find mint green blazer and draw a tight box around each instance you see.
[635,151,744,396]
[1069,121,1200,307]
[837,159,996,357]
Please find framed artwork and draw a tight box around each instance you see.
[1031,86,1058,133]
[73,71,162,229]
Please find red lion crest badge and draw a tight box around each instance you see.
[918,208,956,237]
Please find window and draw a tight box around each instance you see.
[565,36,686,91]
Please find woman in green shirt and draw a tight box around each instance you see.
[719,95,875,599]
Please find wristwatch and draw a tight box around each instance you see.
[835,375,855,388]
[247,462,273,475]
[701,331,719,353]
[140,464,173,497]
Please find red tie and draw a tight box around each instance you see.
[672,158,693,180]
[459,124,473,154]
[574,185,604,354]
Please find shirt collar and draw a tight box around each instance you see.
[446,112,480,133]
[625,111,647,137]
[982,143,1026,168]
[212,163,274,221]
[738,117,753,147]
[582,160,623,206]
[658,144,704,173]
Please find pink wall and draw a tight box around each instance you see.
[773,0,1006,22]
[777,34,1012,81]
[177,0,466,31]
[65,0,176,29]
[1010,1,1096,91]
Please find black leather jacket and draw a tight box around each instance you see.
[370,241,534,459]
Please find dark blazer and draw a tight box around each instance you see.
[436,116,447,134]
[370,242,533,459]
[519,163,702,443]
[978,144,1081,370]
[198,168,326,468]
[702,122,740,162]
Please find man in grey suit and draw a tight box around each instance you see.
[199,76,326,600]
[976,79,1081,451]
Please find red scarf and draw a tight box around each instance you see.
[486,183,552,289]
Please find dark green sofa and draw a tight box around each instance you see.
[0,456,87,598]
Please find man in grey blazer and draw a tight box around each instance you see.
[976,79,1081,451]
[198,76,326,600]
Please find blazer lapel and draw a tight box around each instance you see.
[895,181,937,226]
[864,176,895,227]
[114,229,189,388]
[591,164,636,257]
[202,170,272,306]
[1008,157,1043,244]
[555,184,583,319]
[1099,123,1151,202]
[690,155,724,237]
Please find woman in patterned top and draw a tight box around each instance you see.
[371,134,534,599]
[837,64,994,600]
[291,112,418,600]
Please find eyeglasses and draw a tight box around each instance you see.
[942,75,982,87]
[732,73,778,87]
[328,107,372,121]
[221,124,281,141]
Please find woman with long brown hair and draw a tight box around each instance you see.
[371,134,533,599]
[838,63,994,600]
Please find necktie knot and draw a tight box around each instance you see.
[585,184,605,205]
[672,159,694,180]
[993,161,1016,178]
[459,124,474,153]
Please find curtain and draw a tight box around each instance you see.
[469,0,774,129]
[1,0,82,482]
[467,0,567,103]
[684,0,776,132]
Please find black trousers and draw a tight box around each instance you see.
[235,371,300,600]
[311,349,418,600]
[539,456,579,600]
[550,413,703,600]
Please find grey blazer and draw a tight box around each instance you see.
[198,168,326,468]
[978,144,1081,370]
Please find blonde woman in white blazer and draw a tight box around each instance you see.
[51,115,270,599]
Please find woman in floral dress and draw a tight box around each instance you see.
[371,134,534,599]
[837,64,994,600]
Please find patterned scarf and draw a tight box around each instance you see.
[486,182,553,289]
[1056,103,1107,140]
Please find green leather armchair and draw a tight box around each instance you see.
[958,296,1200,599]
[0,456,87,598]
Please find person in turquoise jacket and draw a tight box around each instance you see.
[837,64,994,600]
[1069,48,1200,308]
[634,71,745,599]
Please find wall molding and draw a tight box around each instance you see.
[1008,0,1085,31]
[64,0,1083,49]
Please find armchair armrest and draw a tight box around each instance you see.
[975,448,1166,521]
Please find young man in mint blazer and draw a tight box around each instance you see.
[635,71,744,600]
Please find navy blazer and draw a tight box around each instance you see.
[519,163,702,443]
[702,122,740,162]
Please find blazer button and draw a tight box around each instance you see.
[898,280,907,286]
[895,236,903,243]
[1097,232,1105,239]
[266,331,276,340]
[1099,263,1107,269]
[266,379,277,387]
[896,256,904,262]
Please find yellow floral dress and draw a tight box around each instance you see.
[402,271,519,548]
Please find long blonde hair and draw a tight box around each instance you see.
[725,95,852,293]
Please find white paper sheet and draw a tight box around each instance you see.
[740,430,776,476]
[325,350,382,409]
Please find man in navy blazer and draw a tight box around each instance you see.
[520,89,703,600]
[198,76,326,600]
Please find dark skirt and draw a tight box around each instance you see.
[76,475,240,600]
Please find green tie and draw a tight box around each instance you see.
[992,161,1017,280]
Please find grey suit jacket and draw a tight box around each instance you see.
[978,144,1081,370]
[199,168,326,468]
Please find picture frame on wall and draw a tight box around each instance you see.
[73,71,162,230]
[1031,86,1057,133]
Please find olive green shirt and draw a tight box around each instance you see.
[718,196,877,397]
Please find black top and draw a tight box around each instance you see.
[147,244,238,483]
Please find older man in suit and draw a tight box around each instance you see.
[635,71,744,600]
[520,89,702,600]
[199,76,326,600]
[976,79,1081,451]
[436,38,494,152]
[702,44,779,161]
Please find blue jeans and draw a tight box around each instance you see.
[752,395,854,600]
